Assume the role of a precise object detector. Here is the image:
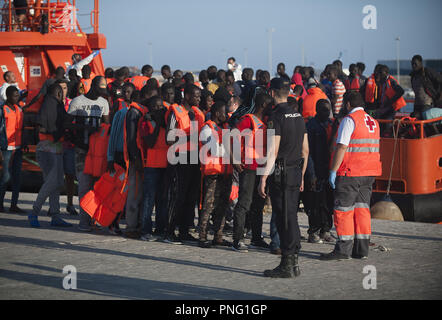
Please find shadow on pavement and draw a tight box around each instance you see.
[0,235,263,277]
[1,263,279,300]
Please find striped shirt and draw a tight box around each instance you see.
[332,79,346,115]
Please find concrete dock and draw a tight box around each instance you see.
[0,192,441,300]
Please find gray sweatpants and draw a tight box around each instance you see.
[32,151,64,217]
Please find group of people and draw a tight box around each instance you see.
[1,53,441,278]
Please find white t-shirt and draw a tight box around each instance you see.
[68,95,109,145]
[336,107,364,146]
[0,83,19,105]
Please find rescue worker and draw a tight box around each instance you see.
[304,99,335,244]
[123,92,149,239]
[66,51,100,79]
[140,96,169,241]
[0,86,27,213]
[322,91,382,260]
[198,101,233,248]
[164,84,205,244]
[68,76,110,232]
[28,84,73,227]
[231,93,271,253]
[258,77,309,278]
[130,65,153,91]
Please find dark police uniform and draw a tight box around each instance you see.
[267,103,306,257]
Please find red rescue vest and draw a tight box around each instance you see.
[84,123,111,177]
[200,120,233,176]
[241,114,266,166]
[140,119,169,168]
[344,76,361,91]
[80,163,129,227]
[337,110,382,177]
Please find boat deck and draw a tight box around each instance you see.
[0,192,441,300]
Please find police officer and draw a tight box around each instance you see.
[321,91,382,260]
[258,78,309,278]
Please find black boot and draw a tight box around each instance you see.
[264,255,295,278]
[292,254,301,277]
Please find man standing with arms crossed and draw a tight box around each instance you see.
[258,78,309,278]
[322,91,382,260]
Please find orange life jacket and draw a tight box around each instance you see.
[302,87,329,118]
[344,76,361,91]
[241,114,266,165]
[3,104,23,147]
[364,74,377,104]
[200,120,233,176]
[80,78,92,94]
[380,76,407,111]
[130,75,150,91]
[80,163,129,227]
[140,119,169,168]
[84,123,111,177]
[167,104,205,153]
[337,109,382,177]
[365,75,406,111]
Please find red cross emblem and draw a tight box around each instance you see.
[365,115,377,133]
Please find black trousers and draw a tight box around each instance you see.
[269,167,302,256]
[303,182,334,235]
[166,163,200,236]
[233,169,266,243]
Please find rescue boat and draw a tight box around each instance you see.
[0,0,106,180]
[373,104,442,223]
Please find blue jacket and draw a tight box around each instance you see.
[0,105,7,151]
[107,107,128,161]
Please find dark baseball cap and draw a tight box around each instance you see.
[269,77,290,90]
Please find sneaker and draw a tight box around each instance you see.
[9,206,27,214]
[51,216,73,228]
[66,205,79,216]
[162,234,183,245]
[140,234,158,242]
[212,239,232,247]
[271,248,282,255]
[308,233,324,244]
[352,254,368,260]
[320,251,351,261]
[232,241,248,253]
[179,233,199,243]
[109,225,123,236]
[320,232,336,243]
[198,240,212,248]
[28,215,40,228]
[249,238,270,250]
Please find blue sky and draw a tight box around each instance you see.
[77,0,442,75]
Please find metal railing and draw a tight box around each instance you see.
[0,0,99,33]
